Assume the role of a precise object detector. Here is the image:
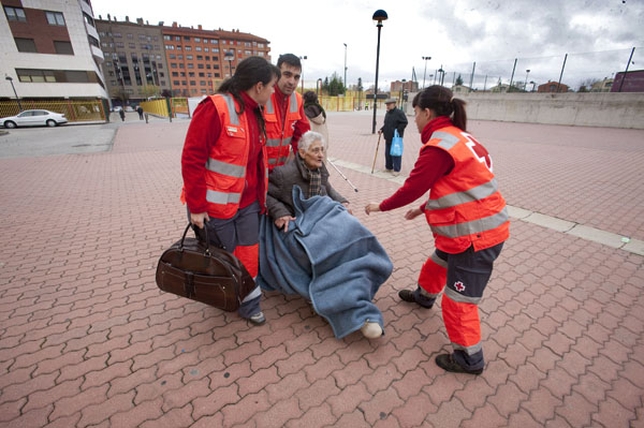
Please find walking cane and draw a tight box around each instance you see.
[370,132,382,174]
[328,159,358,192]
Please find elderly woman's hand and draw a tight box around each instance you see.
[275,215,296,232]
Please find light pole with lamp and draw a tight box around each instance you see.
[5,76,23,111]
[299,55,307,93]
[224,50,234,76]
[343,43,348,90]
[438,65,445,86]
[524,69,531,92]
[399,79,406,107]
[371,9,388,134]
[422,56,431,88]
[316,78,322,97]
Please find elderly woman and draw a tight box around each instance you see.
[258,131,392,340]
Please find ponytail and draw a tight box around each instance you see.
[412,85,467,132]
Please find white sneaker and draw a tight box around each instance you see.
[360,321,383,339]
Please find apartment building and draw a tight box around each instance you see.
[1,0,108,101]
[161,22,271,97]
[96,15,170,103]
[96,16,271,101]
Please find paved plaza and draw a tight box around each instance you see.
[1,110,643,427]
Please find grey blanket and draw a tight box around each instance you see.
[258,187,393,338]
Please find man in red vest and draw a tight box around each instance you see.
[264,54,310,171]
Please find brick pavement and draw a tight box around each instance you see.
[1,112,643,427]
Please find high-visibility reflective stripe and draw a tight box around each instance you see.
[265,98,275,114]
[430,251,448,269]
[432,131,459,150]
[430,208,509,238]
[426,179,499,209]
[451,340,482,355]
[266,136,293,147]
[206,189,241,205]
[444,286,481,305]
[206,158,246,178]
[288,93,298,112]
[267,156,288,166]
[221,94,240,125]
[265,94,298,115]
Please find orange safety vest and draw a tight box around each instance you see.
[264,91,303,170]
[423,126,509,254]
[204,94,268,219]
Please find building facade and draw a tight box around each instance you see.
[161,23,270,97]
[96,16,271,101]
[1,0,108,101]
[96,15,170,104]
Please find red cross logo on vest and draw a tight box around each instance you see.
[454,281,466,292]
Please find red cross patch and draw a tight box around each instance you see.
[454,281,466,292]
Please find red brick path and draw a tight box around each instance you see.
[1,113,643,427]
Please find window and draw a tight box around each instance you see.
[54,41,74,55]
[83,12,94,27]
[17,69,56,82]
[4,6,27,22]
[45,11,66,26]
[15,38,37,53]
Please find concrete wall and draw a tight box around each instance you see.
[403,92,644,129]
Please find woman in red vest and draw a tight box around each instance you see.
[181,57,280,325]
[365,85,509,374]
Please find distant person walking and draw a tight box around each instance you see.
[136,106,144,120]
[365,85,510,375]
[118,108,125,122]
[378,98,407,176]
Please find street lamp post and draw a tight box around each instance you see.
[299,55,307,93]
[438,66,445,86]
[343,43,348,90]
[316,78,322,97]
[422,56,431,89]
[371,9,388,134]
[5,76,23,111]
[224,51,234,76]
[524,69,531,92]
[399,79,406,107]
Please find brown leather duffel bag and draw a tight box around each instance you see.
[155,223,255,311]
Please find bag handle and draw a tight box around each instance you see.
[180,223,212,256]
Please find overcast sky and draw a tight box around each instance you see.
[91,0,643,91]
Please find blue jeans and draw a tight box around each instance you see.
[384,139,402,171]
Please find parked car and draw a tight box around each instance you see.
[0,109,68,128]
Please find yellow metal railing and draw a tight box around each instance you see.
[0,100,107,122]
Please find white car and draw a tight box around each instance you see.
[1,109,68,128]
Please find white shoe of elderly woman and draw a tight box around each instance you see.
[360,321,383,339]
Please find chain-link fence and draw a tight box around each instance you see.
[417,47,642,92]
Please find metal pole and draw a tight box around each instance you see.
[343,43,348,89]
[422,56,431,89]
[509,58,517,92]
[5,77,22,111]
[618,47,636,92]
[469,62,476,92]
[557,53,568,93]
[371,21,383,134]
